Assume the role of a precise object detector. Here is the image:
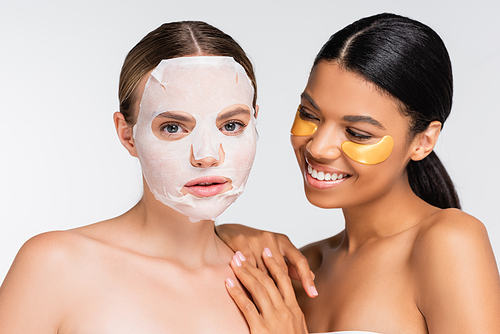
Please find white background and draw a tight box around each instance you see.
[1,0,499,281]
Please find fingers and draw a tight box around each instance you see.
[231,251,284,312]
[216,223,317,298]
[228,251,310,334]
[261,248,299,307]
[262,249,309,334]
[225,277,264,333]
[277,235,318,298]
[261,232,288,273]
[216,224,259,267]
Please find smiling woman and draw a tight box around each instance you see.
[0,21,259,334]
[293,60,423,209]
[217,13,500,334]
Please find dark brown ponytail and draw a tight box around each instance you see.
[407,152,460,209]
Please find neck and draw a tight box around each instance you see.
[122,185,232,268]
[341,178,437,250]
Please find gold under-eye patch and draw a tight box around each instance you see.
[341,135,394,165]
[290,109,317,136]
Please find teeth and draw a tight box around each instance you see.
[307,164,348,182]
[198,182,214,186]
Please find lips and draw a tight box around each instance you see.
[184,176,230,197]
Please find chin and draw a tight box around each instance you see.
[303,184,343,209]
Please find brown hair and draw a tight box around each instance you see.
[119,21,257,125]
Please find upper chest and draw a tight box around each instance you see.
[298,236,427,333]
[58,250,249,334]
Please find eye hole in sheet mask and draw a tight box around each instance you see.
[151,111,196,141]
[216,104,251,137]
[151,104,251,141]
[133,56,257,222]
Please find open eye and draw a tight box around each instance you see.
[151,111,195,141]
[220,121,246,136]
[164,124,181,133]
[223,122,240,132]
[160,122,188,137]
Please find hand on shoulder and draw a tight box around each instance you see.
[216,224,318,298]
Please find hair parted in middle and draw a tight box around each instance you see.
[313,13,460,209]
[119,21,257,126]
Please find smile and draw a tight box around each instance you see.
[305,161,351,189]
[183,176,230,197]
[307,164,349,181]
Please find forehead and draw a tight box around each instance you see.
[305,62,404,126]
[140,57,254,118]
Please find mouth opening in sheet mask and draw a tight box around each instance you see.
[290,108,394,165]
[133,56,257,222]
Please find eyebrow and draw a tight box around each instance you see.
[342,115,385,129]
[216,107,251,122]
[300,92,321,111]
[155,111,192,122]
[301,92,385,129]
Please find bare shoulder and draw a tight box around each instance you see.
[413,208,490,258]
[411,209,500,332]
[0,230,94,332]
[412,208,494,274]
[8,230,90,274]
[1,229,99,293]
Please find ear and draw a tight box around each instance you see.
[113,111,138,158]
[254,105,259,119]
[409,121,441,161]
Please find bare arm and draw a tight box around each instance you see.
[216,224,317,298]
[414,210,500,333]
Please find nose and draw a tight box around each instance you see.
[306,127,342,161]
[190,144,225,168]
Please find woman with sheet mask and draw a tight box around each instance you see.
[0,21,306,334]
[218,13,500,333]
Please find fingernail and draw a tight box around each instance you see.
[233,254,241,267]
[309,286,318,297]
[226,277,235,287]
[264,247,273,257]
[236,251,246,262]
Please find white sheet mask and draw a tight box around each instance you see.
[133,56,256,222]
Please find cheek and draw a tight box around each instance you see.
[352,145,410,189]
[222,134,257,170]
[230,146,255,167]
